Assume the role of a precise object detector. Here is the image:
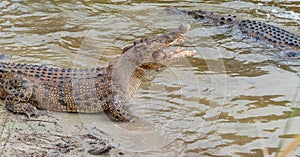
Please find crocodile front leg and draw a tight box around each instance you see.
[3,74,38,117]
[109,95,133,122]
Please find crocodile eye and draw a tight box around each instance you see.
[152,51,161,59]
[134,39,144,45]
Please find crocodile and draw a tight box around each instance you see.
[0,24,195,122]
[166,7,300,56]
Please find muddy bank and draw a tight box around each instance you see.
[0,101,170,157]
[0,103,123,157]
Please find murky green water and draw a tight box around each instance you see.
[0,0,299,156]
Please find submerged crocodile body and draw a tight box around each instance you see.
[167,7,300,54]
[0,24,195,122]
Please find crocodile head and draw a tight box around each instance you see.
[119,24,196,71]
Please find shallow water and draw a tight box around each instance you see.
[0,0,299,156]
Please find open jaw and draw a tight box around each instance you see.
[117,24,196,72]
[148,24,196,66]
[135,24,196,68]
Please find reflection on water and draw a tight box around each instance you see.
[0,0,299,156]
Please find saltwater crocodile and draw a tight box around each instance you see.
[167,7,300,56]
[0,24,195,122]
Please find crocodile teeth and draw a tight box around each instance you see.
[171,50,196,59]
[175,47,184,53]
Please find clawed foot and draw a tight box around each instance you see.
[7,103,40,118]
[20,103,40,118]
[112,112,134,122]
[123,114,134,123]
[24,109,40,119]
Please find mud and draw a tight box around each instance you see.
[0,103,123,157]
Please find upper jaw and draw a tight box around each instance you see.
[122,24,191,54]
[153,23,190,48]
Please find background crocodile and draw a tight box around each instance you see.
[0,24,195,122]
[166,7,300,56]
